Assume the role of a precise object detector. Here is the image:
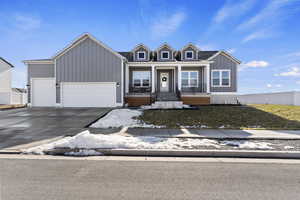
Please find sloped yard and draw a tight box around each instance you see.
[139,104,300,129]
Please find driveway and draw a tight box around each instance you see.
[0,107,110,150]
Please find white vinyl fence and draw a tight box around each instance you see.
[238,91,300,106]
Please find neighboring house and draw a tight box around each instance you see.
[23,33,241,108]
[0,57,13,104]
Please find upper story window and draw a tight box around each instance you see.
[212,70,230,87]
[137,51,146,60]
[132,71,150,88]
[181,71,198,87]
[161,51,170,59]
[185,51,194,59]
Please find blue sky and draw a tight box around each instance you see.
[1,0,300,94]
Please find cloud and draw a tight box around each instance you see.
[276,67,300,77]
[267,84,272,88]
[14,14,41,31]
[227,48,236,54]
[239,60,269,71]
[242,29,272,43]
[213,0,256,23]
[285,51,300,57]
[297,81,300,84]
[267,84,282,88]
[196,43,217,50]
[151,11,186,38]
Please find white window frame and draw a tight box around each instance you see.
[161,51,170,60]
[132,71,151,88]
[185,51,194,60]
[137,51,146,60]
[211,69,231,87]
[181,71,198,88]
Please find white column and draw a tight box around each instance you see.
[151,65,155,93]
[125,64,129,93]
[206,64,210,93]
[178,65,182,91]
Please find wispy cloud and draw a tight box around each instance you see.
[14,14,41,31]
[267,83,282,88]
[285,51,300,57]
[196,43,217,50]
[227,48,236,54]
[238,0,300,42]
[275,67,300,77]
[239,60,269,71]
[297,81,300,84]
[151,11,186,38]
[213,0,256,24]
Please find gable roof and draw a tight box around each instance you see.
[52,33,126,60]
[156,43,175,52]
[0,57,14,68]
[207,50,241,64]
[181,43,199,52]
[132,43,150,52]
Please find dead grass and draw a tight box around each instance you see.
[139,104,300,129]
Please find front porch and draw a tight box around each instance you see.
[124,62,212,106]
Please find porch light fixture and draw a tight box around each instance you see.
[116,82,120,87]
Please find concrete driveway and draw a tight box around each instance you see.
[0,107,110,150]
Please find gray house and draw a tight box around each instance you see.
[23,33,240,107]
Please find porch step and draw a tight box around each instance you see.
[151,101,183,109]
[156,92,179,101]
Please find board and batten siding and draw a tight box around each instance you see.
[56,37,123,103]
[210,54,237,92]
[27,63,55,103]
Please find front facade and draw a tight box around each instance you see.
[24,33,240,108]
[0,57,14,104]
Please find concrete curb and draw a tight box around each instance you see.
[46,148,300,159]
[0,149,21,154]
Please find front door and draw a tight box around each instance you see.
[160,72,169,92]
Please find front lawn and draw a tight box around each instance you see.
[139,104,300,129]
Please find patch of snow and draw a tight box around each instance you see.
[24,130,221,154]
[64,149,103,156]
[181,125,208,129]
[221,141,274,150]
[90,109,164,128]
[219,125,225,129]
[182,104,191,108]
[284,146,294,150]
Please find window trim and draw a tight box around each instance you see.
[137,51,146,60]
[185,50,194,60]
[181,70,199,88]
[161,51,170,60]
[211,69,231,87]
[132,70,151,88]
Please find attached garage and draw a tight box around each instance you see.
[31,78,56,107]
[61,82,116,107]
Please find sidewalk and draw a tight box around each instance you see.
[94,128,300,140]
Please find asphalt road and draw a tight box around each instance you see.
[1,156,300,200]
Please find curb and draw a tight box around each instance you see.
[46,148,300,159]
[0,149,22,154]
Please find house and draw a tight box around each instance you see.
[0,57,14,104]
[23,33,240,108]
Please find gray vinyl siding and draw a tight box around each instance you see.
[56,37,123,103]
[210,54,237,92]
[157,46,174,61]
[134,46,149,61]
[182,47,197,60]
[181,67,205,93]
[27,63,54,103]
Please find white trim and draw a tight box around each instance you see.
[23,60,54,64]
[211,69,231,87]
[136,51,146,60]
[132,71,151,88]
[178,65,182,91]
[181,43,200,52]
[206,64,210,93]
[127,61,212,66]
[181,70,198,88]
[151,65,155,93]
[184,51,194,60]
[156,43,175,52]
[121,59,124,106]
[210,92,237,95]
[161,51,170,60]
[132,44,151,61]
[51,33,125,60]
[125,64,129,93]
[207,51,241,64]
[155,66,176,70]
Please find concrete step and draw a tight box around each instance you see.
[151,101,183,109]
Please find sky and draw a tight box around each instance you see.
[0,0,300,94]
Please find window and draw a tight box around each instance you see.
[161,51,170,59]
[181,71,198,87]
[132,71,150,87]
[212,70,230,87]
[137,51,146,60]
[185,51,194,59]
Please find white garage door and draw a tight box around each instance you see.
[32,78,56,107]
[61,82,116,107]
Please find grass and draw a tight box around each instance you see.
[139,104,300,129]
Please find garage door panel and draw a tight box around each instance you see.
[32,79,56,107]
[62,82,116,107]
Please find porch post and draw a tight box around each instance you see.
[151,65,155,93]
[178,64,182,91]
[125,64,129,93]
[206,64,210,93]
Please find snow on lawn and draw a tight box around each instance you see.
[221,140,274,150]
[24,130,220,155]
[90,109,164,128]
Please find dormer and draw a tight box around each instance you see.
[156,43,175,61]
[132,44,150,62]
[181,43,199,61]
